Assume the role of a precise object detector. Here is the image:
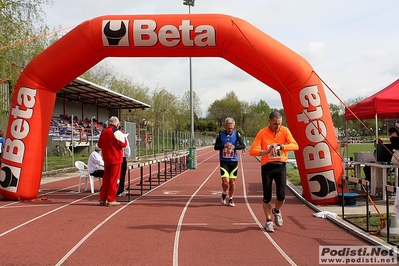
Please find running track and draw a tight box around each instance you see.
[0,147,381,265]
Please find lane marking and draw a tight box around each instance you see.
[163,191,181,194]
[0,194,94,238]
[172,151,219,266]
[57,147,218,266]
[180,222,258,226]
[240,154,297,266]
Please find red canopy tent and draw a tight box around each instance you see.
[345,78,399,140]
[345,78,399,120]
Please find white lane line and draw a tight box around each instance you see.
[0,194,94,238]
[55,168,187,266]
[172,151,219,266]
[172,166,218,266]
[181,222,258,226]
[240,154,297,266]
[57,148,218,266]
[233,222,258,225]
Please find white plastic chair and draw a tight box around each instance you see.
[75,161,102,193]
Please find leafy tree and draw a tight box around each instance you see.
[243,100,271,137]
[206,91,243,127]
[181,90,202,118]
[0,0,55,129]
[329,103,345,133]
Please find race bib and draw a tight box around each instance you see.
[223,148,234,158]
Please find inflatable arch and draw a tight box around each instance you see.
[0,14,342,204]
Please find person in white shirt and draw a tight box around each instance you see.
[117,129,131,197]
[87,146,104,177]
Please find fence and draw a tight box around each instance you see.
[134,126,215,158]
[124,153,189,201]
[340,175,373,232]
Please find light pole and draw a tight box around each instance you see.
[91,116,95,147]
[183,0,195,147]
[161,108,165,151]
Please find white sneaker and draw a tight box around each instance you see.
[228,198,235,207]
[265,221,274,232]
[117,191,127,197]
[221,194,227,205]
[272,208,283,227]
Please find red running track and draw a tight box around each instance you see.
[0,147,378,265]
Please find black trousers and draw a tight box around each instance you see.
[261,162,287,203]
[91,170,104,178]
[117,157,127,194]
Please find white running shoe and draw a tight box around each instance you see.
[228,198,235,207]
[265,221,274,232]
[221,194,227,205]
[272,208,283,227]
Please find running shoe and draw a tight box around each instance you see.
[228,198,235,207]
[117,191,127,197]
[107,201,121,206]
[265,221,274,232]
[221,194,227,205]
[99,200,107,206]
[272,208,283,227]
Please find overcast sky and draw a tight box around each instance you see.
[42,1,399,116]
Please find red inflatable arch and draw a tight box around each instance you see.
[0,14,342,204]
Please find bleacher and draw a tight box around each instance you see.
[49,115,104,147]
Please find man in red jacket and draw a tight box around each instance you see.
[98,116,127,206]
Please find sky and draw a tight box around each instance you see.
[41,0,399,117]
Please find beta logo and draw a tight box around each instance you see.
[307,170,337,199]
[133,19,216,47]
[0,163,21,193]
[102,19,216,48]
[102,20,130,46]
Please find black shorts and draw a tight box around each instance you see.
[219,161,238,179]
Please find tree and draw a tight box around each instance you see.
[329,103,345,130]
[0,1,55,129]
[243,100,270,137]
[344,97,366,138]
[181,90,202,118]
[206,91,243,127]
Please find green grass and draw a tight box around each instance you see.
[286,143,378,186]
[42,154,89,172]
[345,143,376,160]
[287,168,301,186]
[344,213,387,231]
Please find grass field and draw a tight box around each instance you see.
[286,142,380,186]
[43,154,89,172]
[345,143,376,160]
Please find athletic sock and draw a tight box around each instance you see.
[273,208,280,214]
